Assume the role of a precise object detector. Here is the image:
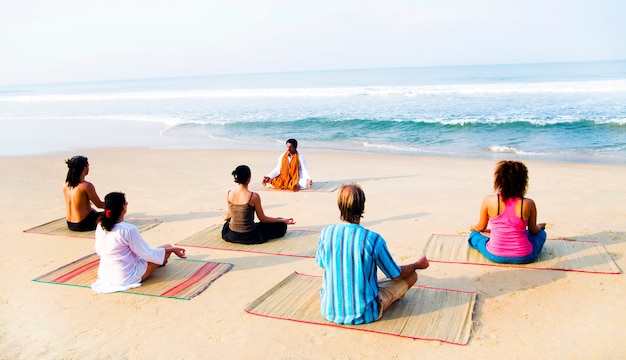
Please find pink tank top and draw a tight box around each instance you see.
[486,197,533,257]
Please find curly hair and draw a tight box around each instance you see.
[493,160,528,200]
[337,183,366,224]
[65,156,88,188]
[98,192,126,232]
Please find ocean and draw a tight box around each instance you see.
[1,60,625,164]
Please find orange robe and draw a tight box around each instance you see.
[269,152,300,191]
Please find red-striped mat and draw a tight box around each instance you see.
[24,218,162,239]
[33,253,233,300]
[176,225,319,258]
[245,272,477,345]
[249,180,342,192]
[423,234,621,274]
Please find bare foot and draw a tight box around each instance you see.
[416,256,429,270]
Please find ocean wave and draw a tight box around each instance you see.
[487,146,549,156]
[259,117,626,127]
[359,141,448,155]
[2,79,625,102]
[3,114,624,129]
[431,118,626,126]
[361,141,423,152]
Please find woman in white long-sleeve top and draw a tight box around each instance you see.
[91,192,186,293]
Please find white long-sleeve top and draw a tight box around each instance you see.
[91,221,165,293]
[266,152,312,189]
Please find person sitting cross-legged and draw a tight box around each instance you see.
[316,183,429,325]
[262,138,313,191]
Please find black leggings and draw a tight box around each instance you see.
[67,210,102,232]
[221,221,287,244]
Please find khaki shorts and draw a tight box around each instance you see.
[376,278,410,320]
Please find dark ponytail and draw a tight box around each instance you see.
[98,192,126,231]
[232,165,251,184]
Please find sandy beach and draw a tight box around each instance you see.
[1,147,625,359]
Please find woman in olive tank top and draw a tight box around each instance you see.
[222,165,295,244]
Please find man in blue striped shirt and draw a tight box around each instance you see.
[316,183,429,325]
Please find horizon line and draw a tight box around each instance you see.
[2,58,625,88]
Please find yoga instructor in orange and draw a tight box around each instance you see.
[262,138,313,191]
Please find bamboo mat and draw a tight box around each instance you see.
[175,225,319,258]
[249,180,342,192]
[245,272,477,345]
[33,253,233,300]
[423,234,621,274]
[23,217,162,239]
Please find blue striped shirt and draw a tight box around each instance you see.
[315,223,401,325]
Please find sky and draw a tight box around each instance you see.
[1,0,625,86]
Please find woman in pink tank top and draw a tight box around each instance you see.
[468,161,547,264]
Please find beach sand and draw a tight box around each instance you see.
[1,148,625,359]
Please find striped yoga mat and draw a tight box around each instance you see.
[423,234,621,274]
[249,180,342,192]
[24,218,162,239]
[176,225,319,258]
[33,253,233,300]
[245,272,477,345]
